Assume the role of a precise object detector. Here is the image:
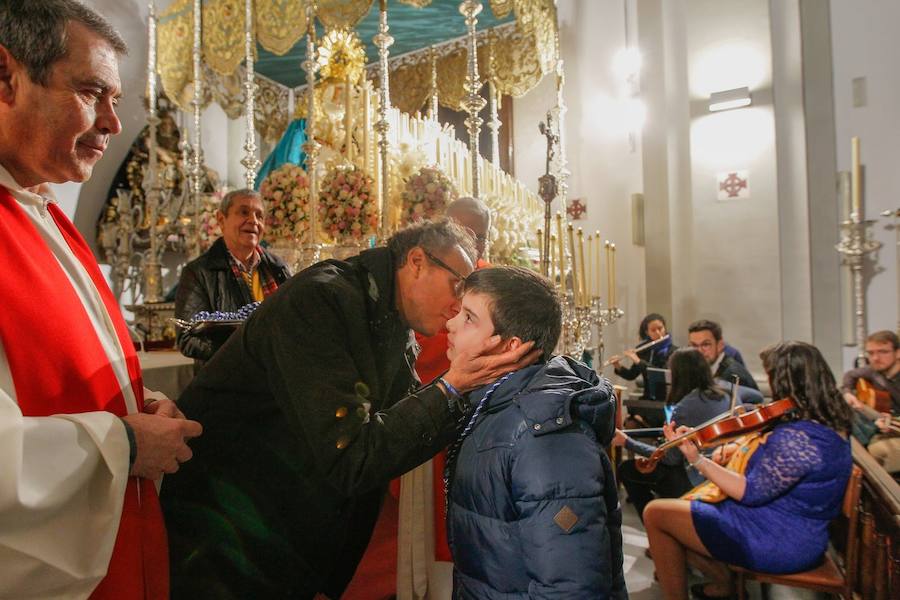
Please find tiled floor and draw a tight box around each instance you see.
[619,493,822,600]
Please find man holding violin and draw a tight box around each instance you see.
[841,330,900,473]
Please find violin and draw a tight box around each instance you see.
[634,397,797,474]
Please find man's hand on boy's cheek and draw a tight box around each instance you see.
[444,337,542,393]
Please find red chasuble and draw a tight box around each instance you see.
[0,187,168,599]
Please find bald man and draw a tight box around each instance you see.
[446,196,491,264]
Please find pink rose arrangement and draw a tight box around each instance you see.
[401,165,457,225]
[319,164,378,242]
[259,163,311,244]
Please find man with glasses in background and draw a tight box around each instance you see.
[161,219,539,600]
[687,319,758,390]
[842,330,900,472]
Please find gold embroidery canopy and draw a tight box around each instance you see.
[157,0,557,141]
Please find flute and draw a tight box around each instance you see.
[602,334,671,368]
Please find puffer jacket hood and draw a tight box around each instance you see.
[470,354,616,446]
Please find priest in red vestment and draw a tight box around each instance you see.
[0,3,201,599]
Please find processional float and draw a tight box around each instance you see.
[101,0,623,360]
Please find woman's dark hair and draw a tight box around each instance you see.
[639,313,667,341]
[760,341,851,434]
[667,347,722,405]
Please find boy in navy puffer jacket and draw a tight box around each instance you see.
[443,266,627,599]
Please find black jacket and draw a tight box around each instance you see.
[715,354,759,390]
[161,247,460,600]
[174,237,291,360]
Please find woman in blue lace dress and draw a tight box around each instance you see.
[644,341,853,600]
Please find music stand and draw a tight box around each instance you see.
[645,367,671,403]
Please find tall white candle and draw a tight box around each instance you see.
[567,224,579,301]
[577,228,587,307]
[594,231,601,298]
[550,234,558,288]
[556,213,566,285]
[587,234,594,298]
[605,241,612,306]
[851,136,862,219]
[610,243,617,307]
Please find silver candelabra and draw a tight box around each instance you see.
[836,216,881,365]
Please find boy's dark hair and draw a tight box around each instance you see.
[688,319,722,341]
[462,266,561,362]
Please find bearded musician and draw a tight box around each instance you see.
[842,330,900,473]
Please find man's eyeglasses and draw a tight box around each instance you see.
[423,249,466,296]
[690,340,716,350]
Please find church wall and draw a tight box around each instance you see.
[829,0,900,370]
[770,0,814,346]
[638,0,694,354]
[792,0,842,370]
[632,0,786,379]
[514,0,646,360]
[683,0,782,377]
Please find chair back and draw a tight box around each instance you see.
[839,465,864,599]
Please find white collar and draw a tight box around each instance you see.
[711,351,725,374]
[0,162,57,212]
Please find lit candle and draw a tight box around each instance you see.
[605,240,612,306]
[586,234,594,298]
[610,242,617,307]
[556,212,566,284]
[851,136,862,219]
[577,228,587,307]
[567,224,579,301]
